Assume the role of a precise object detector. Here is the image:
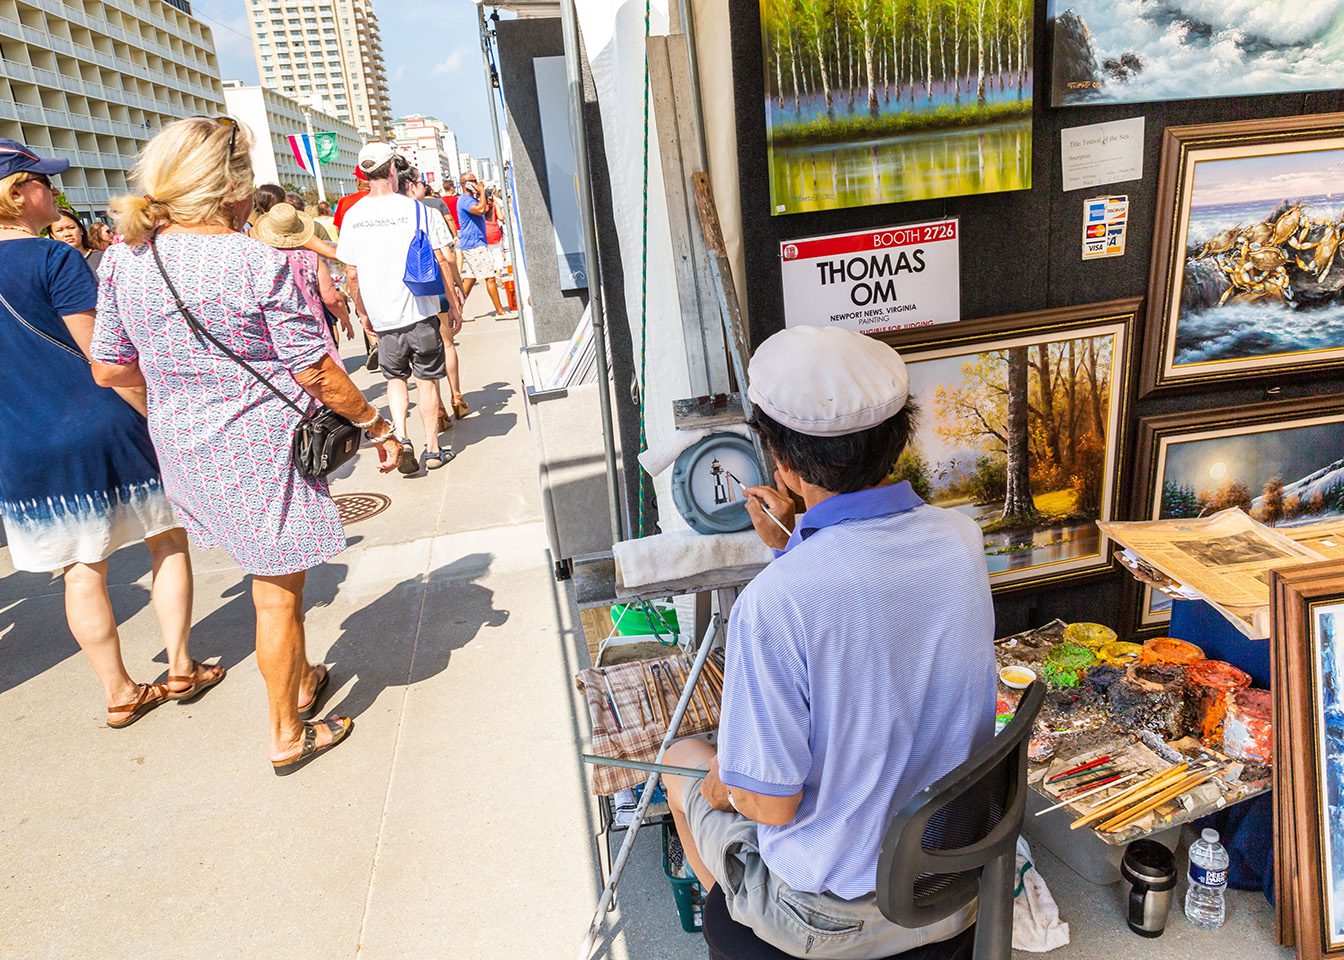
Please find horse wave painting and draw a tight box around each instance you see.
[1048,0,1344,106]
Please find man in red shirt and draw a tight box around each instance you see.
[333,167,369,230]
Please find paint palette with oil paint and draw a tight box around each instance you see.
[670,433,766,535]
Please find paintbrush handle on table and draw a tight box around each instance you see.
[1034,772,1141,816]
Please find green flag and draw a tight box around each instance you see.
[314,132,339,165]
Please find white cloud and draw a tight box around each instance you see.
[431,49,468,77]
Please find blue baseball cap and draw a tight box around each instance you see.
[0,139,69,179]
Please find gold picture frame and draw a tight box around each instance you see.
[879,299,1139,593]
[1144,113,1344,396]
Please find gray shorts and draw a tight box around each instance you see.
[684,788,976,959]
[377,317,445,381]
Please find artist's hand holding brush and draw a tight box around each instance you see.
[743,470,797,551]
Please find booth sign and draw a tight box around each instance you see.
[779,218,960,336]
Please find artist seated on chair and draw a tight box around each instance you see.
[664,326,998,960]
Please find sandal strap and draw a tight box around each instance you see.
[166,659,201,684]
[108,682,167,714]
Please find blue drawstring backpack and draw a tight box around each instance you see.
[403,201,444,297]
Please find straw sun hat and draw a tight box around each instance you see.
[252,202,314,249]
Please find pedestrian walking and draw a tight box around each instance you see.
[0,139,219,729]
[404,177,468,421]
[314,199,338,242]
[338,143,463,472]
[483,187,507,281]
[333,167,369,230]
[50,208,102,273]
[87,220,113,251]
[92,117,404,774]
[455,172,513,320]
[252,201,354,363]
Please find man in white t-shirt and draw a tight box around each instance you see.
[338,142,463,474]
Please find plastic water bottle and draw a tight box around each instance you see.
[1184,828,1229,929]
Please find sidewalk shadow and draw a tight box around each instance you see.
[0,552,154,698]
[450,380,517,453]
[154,537,360,672]
[322,552,508,719]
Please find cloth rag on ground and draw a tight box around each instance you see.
[612,529,773,591]
[1013,837,1070,952]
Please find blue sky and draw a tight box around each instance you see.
[190,0,495,158]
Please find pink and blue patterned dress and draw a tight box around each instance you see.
[91,233,346,576]
[0,238,178,572]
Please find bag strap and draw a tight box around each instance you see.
[0,287,89,363]
[147,230,307,417]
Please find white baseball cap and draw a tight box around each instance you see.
[747,326,910,436]
[357,141,397,173]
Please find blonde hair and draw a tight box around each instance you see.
[0,171,37,222]
[110,117,254,244]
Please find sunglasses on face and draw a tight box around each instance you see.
[21,174,53,191]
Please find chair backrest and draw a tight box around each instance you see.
[875,681,1045,927]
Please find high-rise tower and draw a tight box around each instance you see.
[246,0,390,138]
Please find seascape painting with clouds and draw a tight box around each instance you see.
[1048,0,1344,106]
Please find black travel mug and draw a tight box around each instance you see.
[1121,840,1177,937]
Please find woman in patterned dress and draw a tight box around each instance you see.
[91,118,403,775]
[0,139,222,729]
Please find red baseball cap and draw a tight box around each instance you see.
[353,166,368,182]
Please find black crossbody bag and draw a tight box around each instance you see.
[148,234,361,479]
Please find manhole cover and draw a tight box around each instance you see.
[334,492,391,525]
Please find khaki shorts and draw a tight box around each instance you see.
[684,787,976,959]
[460,245,494,280]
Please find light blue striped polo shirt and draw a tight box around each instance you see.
[717,481,997,900]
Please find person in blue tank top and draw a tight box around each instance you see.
[0,140,223,728]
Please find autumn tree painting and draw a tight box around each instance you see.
[895,333,1117,582]
[761,0,1033,214]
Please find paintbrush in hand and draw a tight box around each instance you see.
[726,470,793,539]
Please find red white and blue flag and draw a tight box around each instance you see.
[288,133,318,175]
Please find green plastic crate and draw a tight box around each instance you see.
[610,603,680,637]
[661,823,706,933]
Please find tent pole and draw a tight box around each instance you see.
[674,0,709,172]
[477,6,528,347]
[559,0,626,545]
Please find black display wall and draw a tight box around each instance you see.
[729,2,1344,636]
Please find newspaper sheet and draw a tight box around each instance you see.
[1282,518,1344,560]
[1098,509,1323,610]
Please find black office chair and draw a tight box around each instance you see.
[704,681,1046,960]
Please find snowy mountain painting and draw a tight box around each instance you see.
[1158,416,1344,526]
[1048,0,1344,106]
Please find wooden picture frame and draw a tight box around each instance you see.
[1143,113,1344,397]
[1271,560,1344,960]
[876,298,1140,594]
[1125,394,1344,638]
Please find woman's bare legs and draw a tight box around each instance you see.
[253,570,338,761]
[144,528,194,682]
[63,560,140,716]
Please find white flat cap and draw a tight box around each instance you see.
[747,326,909,436]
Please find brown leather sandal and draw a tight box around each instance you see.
[106,682,171,729]
[437,409,452,434]
[272,716,353,776]
[451,394,469,420]
[297,664,331,720]
[165,660,226,703]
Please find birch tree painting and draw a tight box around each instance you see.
[761,0,1033,214]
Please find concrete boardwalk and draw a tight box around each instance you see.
[0,290,689,960]
[0,287,1289,960]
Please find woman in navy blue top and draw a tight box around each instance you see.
[0,140,222,728]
